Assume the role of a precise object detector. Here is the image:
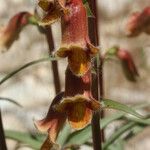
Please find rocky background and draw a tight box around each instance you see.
[0,0,150,149]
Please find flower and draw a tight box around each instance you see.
[34,92,66,149]
[35,67,100,149]
[55,94,100,129]
[55,0,99,76]
[35,1,100,149]
[55,67,100,129]
[126,7,150,37]
[0,12,32,52]
[38,0,68,25]
[38,0,99,76]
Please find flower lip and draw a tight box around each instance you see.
[54,94,100,130]
[55,45,98,76]
[38,0,68,25]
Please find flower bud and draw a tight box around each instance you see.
[126,7,150,37]
[117,49,139,82]
[0,12,32,52]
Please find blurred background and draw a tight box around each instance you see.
[0,0,149,149]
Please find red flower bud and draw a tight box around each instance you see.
[105,47,139,82]
[0,12,32,52]
[117,49,139,82]
[126,7,150,37]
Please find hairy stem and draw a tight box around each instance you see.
[45,26,61,94]
[87,0,104,149]
[0,109,7,150]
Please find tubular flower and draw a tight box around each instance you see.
[56,0,98,76]
[34,92,66,150]
[55,94,100,130]
[38,0,99,76]
[126,7,150,37]
[38,0,68,25]
[54,67,100,130]
[0,12,32,52]
[35,68,100,149]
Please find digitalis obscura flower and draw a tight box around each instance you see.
[126,7,150,37]
[55,67,100,129]
[38,0,68,25]
[35,67,100,149]
[34,92,66,150]
[0,12,32,52]
[38,0,99,76]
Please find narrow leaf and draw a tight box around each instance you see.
[65,126,91,146]
[57,123,71,146]
[0,97,22,107]
[64,103,149,146]
[102,99,144,118]
[103,122,136,149]
[0,56,57,85]
[107,139,124,150]
[103,117,150,149]
[127,116,150,126]
[65,113,124,146]
[5,130,42,149]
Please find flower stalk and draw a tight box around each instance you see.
[36,0,102,149]
[87,0,104,149]
[44,26,61,94]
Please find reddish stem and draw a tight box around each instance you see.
[87,0,104,149]
[45,26,61,94]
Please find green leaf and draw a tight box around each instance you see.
[0,56,57,85]
[127,116,150,125]
[65,125,91,146]
[0,97,22,107]
[64,103,149,147]
[5,130,42,149]
[102,99,144,118]
[101,112,124,128]
[57,123,71,146]
[103,116,150,149]
[107,139,124,150]
[132,125,146,135]
[65,112,124,146]
[103,122,136,149]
